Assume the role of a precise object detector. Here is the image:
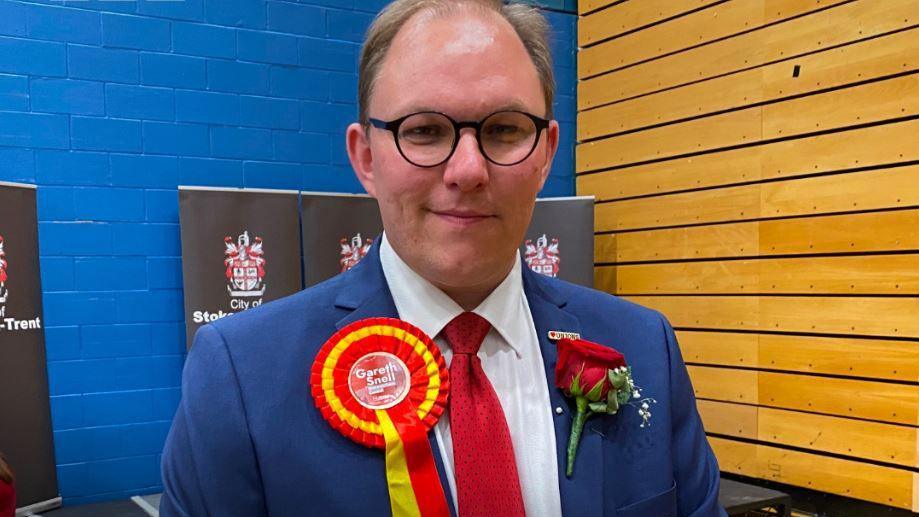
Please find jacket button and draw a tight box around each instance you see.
[555,406,564,415]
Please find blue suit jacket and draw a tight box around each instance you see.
[161,244,726,517]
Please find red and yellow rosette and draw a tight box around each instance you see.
[310,317,450,517]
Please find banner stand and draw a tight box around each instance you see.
[178,186,304,348]
[522,196,596,287]
[0,181,61,515]
[300,192,383,287]
[15,496,62,516]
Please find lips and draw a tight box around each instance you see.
[428,209,495,226]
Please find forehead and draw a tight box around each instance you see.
[371,7,545,120]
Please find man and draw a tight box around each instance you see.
[161,1,726,515]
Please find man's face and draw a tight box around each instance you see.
[347,7,559,296]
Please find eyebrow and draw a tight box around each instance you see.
[397,101,534,119]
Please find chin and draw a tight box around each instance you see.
[426,243,512,284]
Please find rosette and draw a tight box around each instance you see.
[310,317,450,517]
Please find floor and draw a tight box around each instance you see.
[32,494,159,517]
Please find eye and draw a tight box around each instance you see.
[405,125,443,137]
[486,124,522,135]
[483,123,529,143]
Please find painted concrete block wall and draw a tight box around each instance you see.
[0,0,576,504]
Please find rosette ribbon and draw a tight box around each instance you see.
[310,317,450,517]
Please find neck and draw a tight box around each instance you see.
[431,257,516,311]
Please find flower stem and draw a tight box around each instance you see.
[566,396,589,477]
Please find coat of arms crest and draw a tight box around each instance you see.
[340,233,373,272]
[524,234,560,278]
[0,235,7,303]
[224,231,266,297]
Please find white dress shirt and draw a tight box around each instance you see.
[380,234,562,516]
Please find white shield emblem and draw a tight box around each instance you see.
[524,234,560,278]
[225,231,266,297]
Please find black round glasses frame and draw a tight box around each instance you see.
[367,110,551,168]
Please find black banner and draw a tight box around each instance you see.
[179,187,303,348]
[0,181,59,511]
[300,193,382,287]
[521,196,595,287]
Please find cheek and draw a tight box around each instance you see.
[496,166,543,207]
[372,155,434,216]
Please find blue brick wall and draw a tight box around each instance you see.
[0,0,576,505]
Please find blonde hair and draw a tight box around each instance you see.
[358,0,555,125]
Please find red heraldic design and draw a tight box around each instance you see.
[0,235,8,303]
[310,318,450,517]
[524,233,560,278]
[339,233,374,272]
[224,231,266,297]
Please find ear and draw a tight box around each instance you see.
[346,122,377,197]
[536,119,560,191]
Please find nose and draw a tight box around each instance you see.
[442,129,489,191]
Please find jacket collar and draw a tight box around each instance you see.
[333,242,398,329]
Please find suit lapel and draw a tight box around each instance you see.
[333,243,458,517]
[523,266,606,517]
[333,243,398,329]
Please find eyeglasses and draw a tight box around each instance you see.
[368,110,550,168]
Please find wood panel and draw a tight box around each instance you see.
[580,0,919,508]
[709,437,916,510]
[602,254,919,294]
[577,74,918,172]
[577,107,762,172]
[579,0,718,43]
[624,295,919,338]
[763,73,918,137]
[578,28,919,140]
[681,331,761,370]
[578,0,620,16]
[696,399,759,437]
[579,0,916,107]
[697,400,918,467]
[595,209,919,263]
[579,0,837,78]
[595,165,919,232]
[688,365,758,404]
[688,366,919,425]
[758,370,918,425]
[756,406,917,467]
[678,330,919,382]
[577,119,919,200]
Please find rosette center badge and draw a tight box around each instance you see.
[348,352,410,410]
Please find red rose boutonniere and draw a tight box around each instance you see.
[555,338,656,477]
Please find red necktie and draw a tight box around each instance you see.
[443,312,526,517]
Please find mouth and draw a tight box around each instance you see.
[428,209,495,226]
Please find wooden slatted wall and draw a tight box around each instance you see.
[575,0,919,510]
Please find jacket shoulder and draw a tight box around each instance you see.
[195,272,352,359]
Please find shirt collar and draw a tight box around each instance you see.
[379,233,525,356]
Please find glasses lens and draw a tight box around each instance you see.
[397,112,455,166]
[481,111,538,165]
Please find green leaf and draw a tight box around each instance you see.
[588,402,608,413]
[585,377,606,402]
[608,369,627,389]
[607,390,620,413]
[570,369,583,397]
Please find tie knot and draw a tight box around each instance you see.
[442,312,491,355]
